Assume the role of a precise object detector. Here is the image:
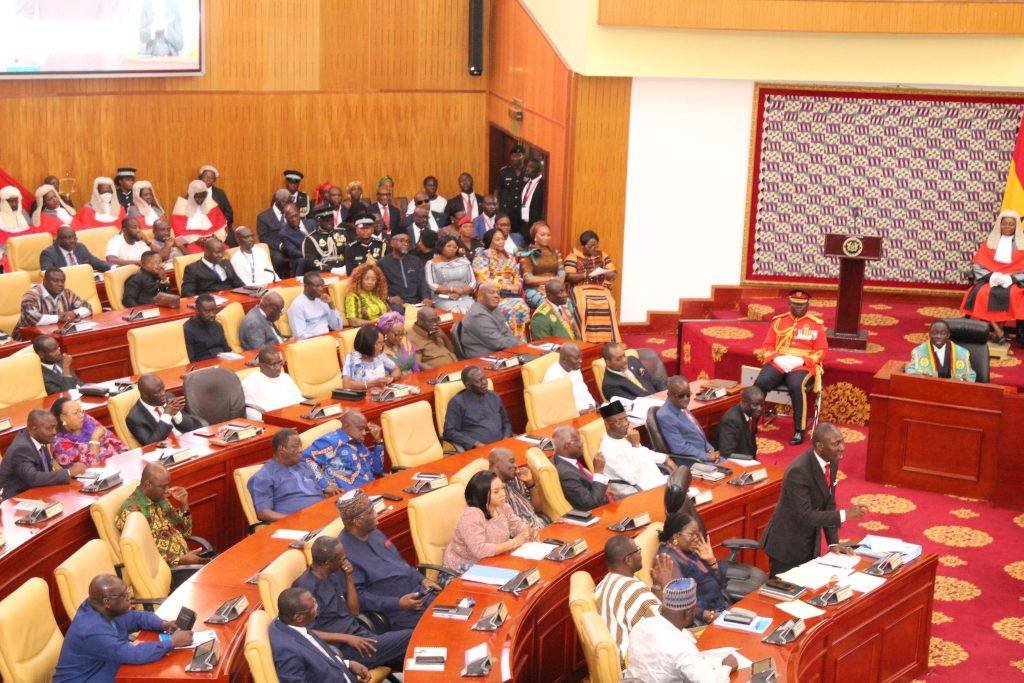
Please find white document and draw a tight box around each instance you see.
[628,395,666,420]
[511,542,560,560]
[815,552,861,570]
[773,354,803,372]
[699,647,753,670]
[70,320,99,331]
[841,572,886,594]
[725,457,759,468]
[587,267,613,278]
[775,600,825,620]
[12,498,45,511]
[777,562,852,590]
[75,467,117,481]
[270,529,309,541]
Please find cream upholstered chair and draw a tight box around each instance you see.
[0,271,30,334]
[60,264,101,315]
[235,464,267,534]
[54,539,117,621]
[450,458,489,485]
[0,577,63,683]
[244,610,279,683]
[103,264,139,311]
[299,419,342,450]
[127,318,188,374]
[568,571,597,625]
[524,378,579,431]
[75,227,117,262]
[119,511,201,603]
[432,378,494,452]
[7,232,53,281]
[302,518,345,565]
[634,522,664,587]
[591,348,638,403]
[107,388,141,449]
[407,482,467,580]
[216,301,245,353]
[380,401,442,470]
[521,351,558,388]
[284,335,343,399]
[172,252,203,291]
[579,418,606,471]
[0,353,46,408]
[328,277,351,312]
[526,447,572,520]
[89,479,140,573]
[257,549,307,619]
[273,285,304,337]
[577,611,621,683]
[337,326,359,360]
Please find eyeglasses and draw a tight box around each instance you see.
[625,547,641,559]
[415,199,429,205]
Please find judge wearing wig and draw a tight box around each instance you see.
[72,176,126,228]
[128,181,166,227]
[961,209,1024,344]
[32,183,75,234]
[171,179,228,252]
[906,320,976,382]
[0,185,43,268]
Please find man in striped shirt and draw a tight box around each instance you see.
[594,534,677,659]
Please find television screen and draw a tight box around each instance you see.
[0,0,203,78]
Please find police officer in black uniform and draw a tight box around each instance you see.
[345,217,387,270]
[495,143,528,241]
[301,204,347,273]
[114,167,136,210]
[284,170,310,218]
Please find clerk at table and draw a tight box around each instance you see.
[183,293,231,361]
[338,489,439,630]
[0,409,86,500]
[250,428,338,523]
[126,374,205,446]
[442,365,512,451]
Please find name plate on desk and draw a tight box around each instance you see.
[730,468,768,486]
[15,499,63,526]
[608,512,650,532]
[763,618,806,645]
[471,601,508,631]
[865,552,903,576]
[428,371,462,385]
[303,403,344,420]
[122,308,161,321]
[158,448,194,466]
[375,384,420,401]
[210,423,262,446]
[545,537,588,561]
[404,475,449,494]
[808,585,854,607]
[438,312,454,323]
[0,418,11,432]
[689,488,713,506]
[499,568,540,595]
[485,356,519,370]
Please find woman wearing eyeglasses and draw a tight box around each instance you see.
[50,397,128,468]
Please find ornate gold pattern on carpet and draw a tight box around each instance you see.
[993,617,1024,645]
[859,520,890,531]
[991,356,1022,368]
[1015,513,1024,528]
[869,303,893,310]
[834,357,863,365]
[1004,561,1024,581]
[851,493,916,514]
[699,326,754,340]
[839,427,865,443]
[819,381,870,425]
[933,611,953,625]
[756,437,783,454]
[938,555,967,568]
[924,525,993,548]
[904,332,930,345]
[929,637,969,667]
[933,576,981,602]
[711,343,728,363]
[860,314,899,327]
[949,508,980,520]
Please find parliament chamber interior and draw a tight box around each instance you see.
[0,1,1022,681]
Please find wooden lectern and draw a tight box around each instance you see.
[823,233,882,350]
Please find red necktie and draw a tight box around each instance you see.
[155,406,163,418]
[67,250,78,266]
[575,460,592,481]
[381,205,390,228]
[824,464,833,489]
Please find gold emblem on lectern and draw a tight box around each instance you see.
[842,236,864,257]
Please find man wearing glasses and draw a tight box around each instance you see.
[368,186,401,235]
[241,347,305,419]
[54,574,191,681]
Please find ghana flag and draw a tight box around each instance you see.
[1001,113,1024,215]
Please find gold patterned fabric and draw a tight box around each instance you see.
[115,486,193,566]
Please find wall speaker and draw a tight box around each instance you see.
[468,0,483,76]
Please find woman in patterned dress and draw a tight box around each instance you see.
[344,262,390,326]
[376,311,420,374]
[564,230,620,343]
[341,324,402,391]
[519,221,565,308]
[426,233,476,314]
[472,227,530,340]
[50,397,128,468]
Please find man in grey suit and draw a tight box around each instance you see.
[551,425,610,511]
[39,225,111,273]
[0,410,85,500]
[457,283,521,357]
[240,291,286,350]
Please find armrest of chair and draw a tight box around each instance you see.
[722,538,760,563]
[244,403,265,418]
[390,465,408,473]
[248,521,268,534]
[416,563,462,587]
[357,610,392,634]
[131,598,164,611]
[609,478,641,493]
[186,535,215,552]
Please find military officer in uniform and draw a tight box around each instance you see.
[284,170,310,218]
[495,143,528,245]
[114,167,136,210]
[753,290,827,445]
[345,217,387,270]
[302,204,347,273]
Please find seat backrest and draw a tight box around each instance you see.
[381,401,442,469]
[244,610,280,683]
[234,464,265,530]
[299,419,342,450]
[118,511,171,600]
[407,481,467,566]
[89,479,140,566]
[216,301,246,353]
[524,378,579,431]
[337,327,360,360]
[75,227,118,263]
[527,447,572,520]
[328,278,351,313]
[578,611,622,683]
[302,517,344,565]
[521,351,558,388]
[591,349,638,403]
[54,539,117,622]
[274,285,304,337]
[172,252,203,290]
[60,264,101,315]
[432,379,494,435]
[450,457,489,485]
[107,388,141,449]
[103,264,139,311]
[0,353,46,408]
[183,366,246,424]
[127,318,189,374]
[0,271,30,334]
[645,405,670,454]
[634,522,664,587]
[283,335,343,398]
[8,232,53,281]
[568,571,597,625]
[0,577,63,683]
[258,549,308,619]
[944,317,990,383]
[579,419,605,471]
[451,320,466,359]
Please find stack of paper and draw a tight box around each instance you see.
[512,542,560,560]
[856,535,922,563]
[270,529,310,541]
[777,562,852,590]
[725,457,760,468]
[627,395,666,420]
[699,647,753,670]
[461,565,519,586]
[840,572,886,594]
[815,552,861,570]
[775,600,825,620]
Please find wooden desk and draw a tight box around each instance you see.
[866,360,1024,508]
[115,387,752,681]
[0,338,30,359]
[0,421,278,630]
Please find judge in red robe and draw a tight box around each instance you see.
[31,183,75,235]
[128,181,166,228]
[171,179,227,253]
[71,176,126,229]
[0,185,47,271]
[961,209,1024,344]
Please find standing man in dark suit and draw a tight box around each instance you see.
[761,423,866,576]
[258,190,293,278]
[32,334,82,394]
[269,587,370,683]
[126,374,205,446]
[179,237,243,297]
[0,409,85,500]
[516,158,546,243]
[552,425,611,511]
[444,172,485,221]
[283,170,310,218]
[716,386,764,460]
[495,144,527,241]
[601,342,658,401]
[40,225,112,272]
[367,186,401,236]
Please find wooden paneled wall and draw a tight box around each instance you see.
[598,0,1024,34]
[0,0,488,229]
